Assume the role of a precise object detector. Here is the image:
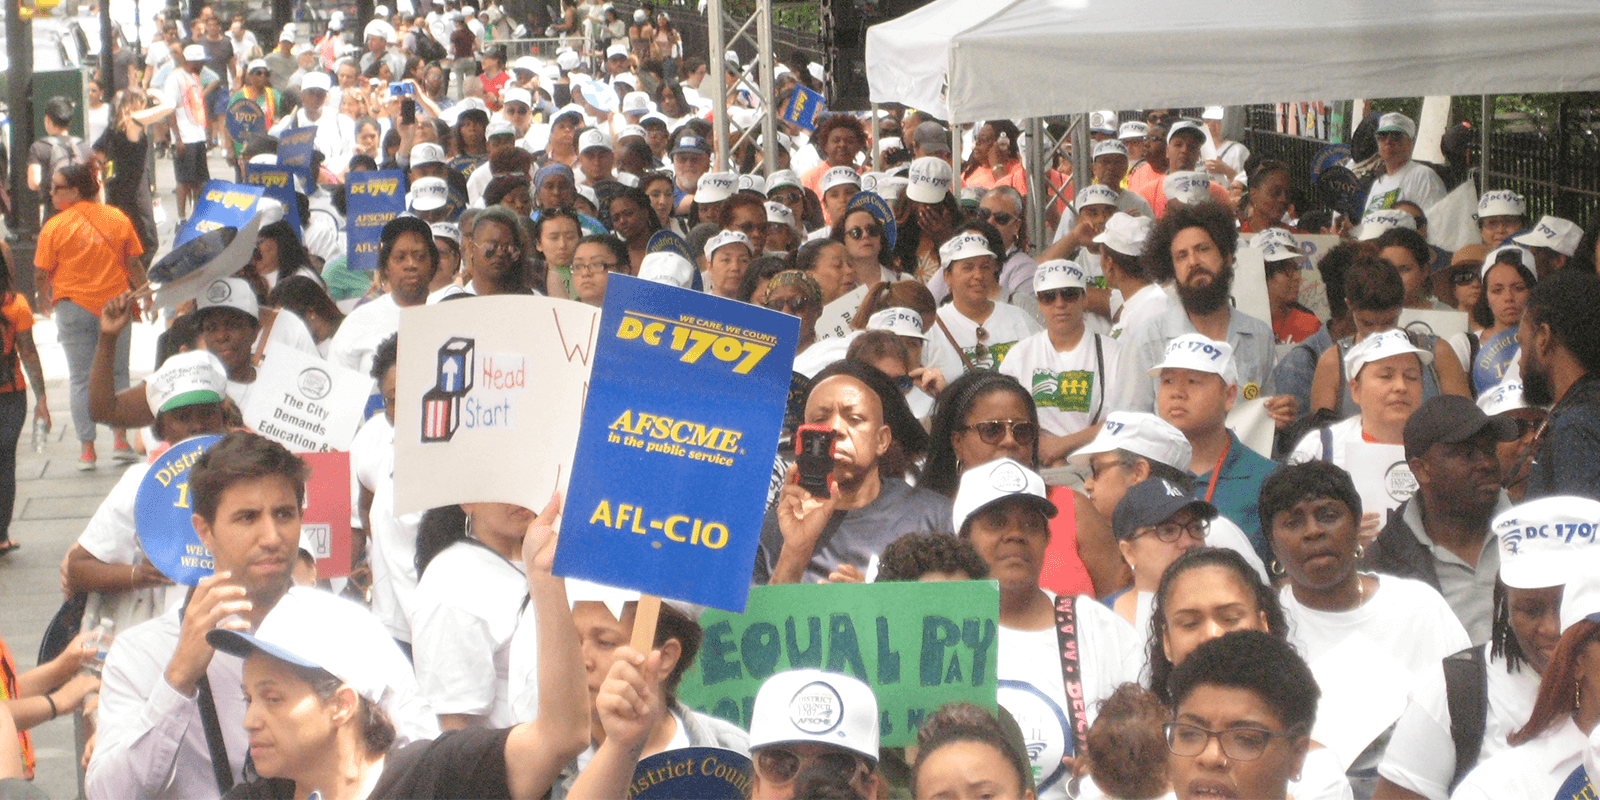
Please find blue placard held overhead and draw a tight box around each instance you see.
[553,274,799,612]
[243,163,303,236]
[629,748,752,800]
[225,98,267,141]
[346,170,407,272]
[275,125,318,186]
[174,180,264,248]
[780,85,825,132]
[134,435,224,586]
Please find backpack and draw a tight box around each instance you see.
[45,134,85,182]
[1443,646,1489,793]
[414,28,447,64]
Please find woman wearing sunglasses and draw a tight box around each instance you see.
[829,201,899,290]
[762,271,825,366]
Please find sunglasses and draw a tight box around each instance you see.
[764,296,813,314]
[959,418,1038,447]
[974,208,1016,226]
[1036,288,1084,305]
[846,224,883,240]
[1451,267,1481,286]
[754,749,867,786]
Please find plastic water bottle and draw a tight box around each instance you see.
[30,416,48,454]
[83,618,115,677]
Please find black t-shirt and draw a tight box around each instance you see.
[201,36,234,92]
[92,126,149,210]
[221,727,513,800]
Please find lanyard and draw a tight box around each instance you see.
[1203,436,1232,503]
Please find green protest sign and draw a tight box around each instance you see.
[678,581,999,747]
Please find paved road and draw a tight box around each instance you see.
[0,145,230,799]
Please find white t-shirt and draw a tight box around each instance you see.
[1362,161,1447,220]
[261,309,321,358]
[1288,417,1413,521]
[1280,575,1471,769]
[926,301,1042,374]
[1450,716,1589,800]
[352,414,423,641]
[328,293,401,375]
[1108,283,1170,342]
[1378,644,1541,800]
[998,594,1140,800]
[999,330,1119,437]
[411,540,528,727]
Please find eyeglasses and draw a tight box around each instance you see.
[571,260,618,276]
[1036,288,1084,305]
[504,105,529,116]
[764,295,813,314]
[974,208,1016,226]
[475,240,519,257]
[754,748,868,786]
[1451,267,1480,286]
[846,224,883,240]
[1165,722,1299,761]
[770,190,802,206]
[1088,455,1128,480]
[959,418,1038,447]
[1135,519,1209,544]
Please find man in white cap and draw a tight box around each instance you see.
[1097,212,1166,342]
[164,43,213,221]
[1363,112,1447,220]
[269,71,344,163]
[1200,105,1249,186]
[87,431,439,800]
[263,26,297,93]
[408,176,454,223]
[1046,142,1151,252]
[575,129,616,187]
[1000,259,1119,463]
[359,18,401,78]
[1475,189,1529,249]
[228,59,285,168]
[1512,215,1583,277]
[1136,120,1228,218]
[1118,120,1149,169]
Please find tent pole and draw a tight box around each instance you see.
[872,103,883,172]
[1072,113,1091,210]
[951,124,962,191]
[756,0,776,176]
[708,0,729,170]
[1025,117,1046,249]
[1480,95,1493,190]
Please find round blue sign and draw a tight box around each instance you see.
[225,98,267,141]
[629,747,752,800]
[135,434,223,586]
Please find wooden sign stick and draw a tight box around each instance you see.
[631,594,662,654]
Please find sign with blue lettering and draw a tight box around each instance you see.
[629,748,751,800]
[134,435,224,586]
[346,170,407,272]
[553,274,798,612]
[224,97,267,141]
[275,125,318,186]
[174,180,264,249]
[243,163,303,237]
[780,85,825,132]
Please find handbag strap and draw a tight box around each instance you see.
[1089,333,1106,426]
[935,315,976,372]
[1052,594,1090,757]
[178,588,235,794]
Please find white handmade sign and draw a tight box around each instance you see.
[242,343,371,452]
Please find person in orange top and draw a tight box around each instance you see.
[0,258,48,556]
[800,113,865,199]
[0,627,102,780]
[961,119,1028,196]
[34,163,145,471]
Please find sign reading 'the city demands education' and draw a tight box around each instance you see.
[677,581,1000,748]
[553,275,798,613]
[346,170,407,272]
[134,435,223,586]
[243,343,371,453]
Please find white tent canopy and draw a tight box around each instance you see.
[866,0,1600,123]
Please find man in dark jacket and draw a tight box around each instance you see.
[1519,269,1600,500]
[1365,395,1517,644]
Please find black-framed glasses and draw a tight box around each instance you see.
[754,748,868,786]
[1136,519,1209,544]
[959,418,1038,447]
[974,207,1016,226]
[846,224,883,240]
[571,260,618,276]
[1451,267,1480,286]
[1036,288,1084,305]
[1164,722,1299,761]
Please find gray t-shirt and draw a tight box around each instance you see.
[753,476,953,584]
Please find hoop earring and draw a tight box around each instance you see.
[1270,559,1285,578]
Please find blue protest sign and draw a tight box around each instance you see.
[243,163,303,237]
[780,85,825,132]
[553,274,799,612]
[134,435,223,586]
[1311,143,1351,181]
[346,170,407,272]
[629,748,751,800]
[646,230,693,261]
[174,180,264,248]
[225,97,267,141]
[275,125,318,186]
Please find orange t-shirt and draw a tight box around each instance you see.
[35,200,142,315]
[0,293,34,393]
[962,160,1028,195]
[0,636,34,778]
[1138,175,1232,219]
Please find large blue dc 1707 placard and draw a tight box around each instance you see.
[554,274,799,612]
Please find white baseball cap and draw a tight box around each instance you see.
[1481,244,1537,279]
[1069,411,1193,469]
[621,91,652,115]
[1344,329,1432,378]
[409,142,446,166]
[876,137,904,156]
[865,307,926,341]
[703,230,753,260]
[408,176,450,211]
[1202,106,1225,121]
[1377,112,1418,139]
[575,183,598,208]
[183,43,208,61]
[638,252,696,288]
[511,56,541,75]
[1075,184,1120,210]
[578,129,613,153]
[616,124,646,141]
[738,174,767,195]
[1033,259,1088,293]
[905,157,953,204]
[486,119,517,139]
[1148,333,1238,385]
[430,222,461,247]
[1514,215,1583,257]
[765,201,799,233]
[1476,189,1526,220]
[952,457,1056,535]
[748,668,880,763]
[209,589,409,705]
[1089,110,1118,135]
[606,42,630,60]
[1092,139,1129,160]
[1118,121,1149,141]
[767,169,802,192]
[819,166,862,196]
[1252,227,1302,263]
[1357,208,1418,241]
[246,58,270,74]
[1562,574,1600,634]
[695,171,738,204]
[299,71,332,93]
[556,49,582,71]
[1163,171,1212,205]
[1094,212,1152,258]
[939,231,994,268]
[501,87,533,108]
[363,19,394,41]
[196,277,260,322]
[1166,119,1206,142]
[1477,380,1531,417]
[1492,497,1600,590]
[145,349,228,416]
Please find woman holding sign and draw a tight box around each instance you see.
[1469,246,1536,395]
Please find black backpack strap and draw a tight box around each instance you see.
[1443,646,1489,794]
[1090,334,1106,426]
[1320,426,1333,463]
[195,675,236,794]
